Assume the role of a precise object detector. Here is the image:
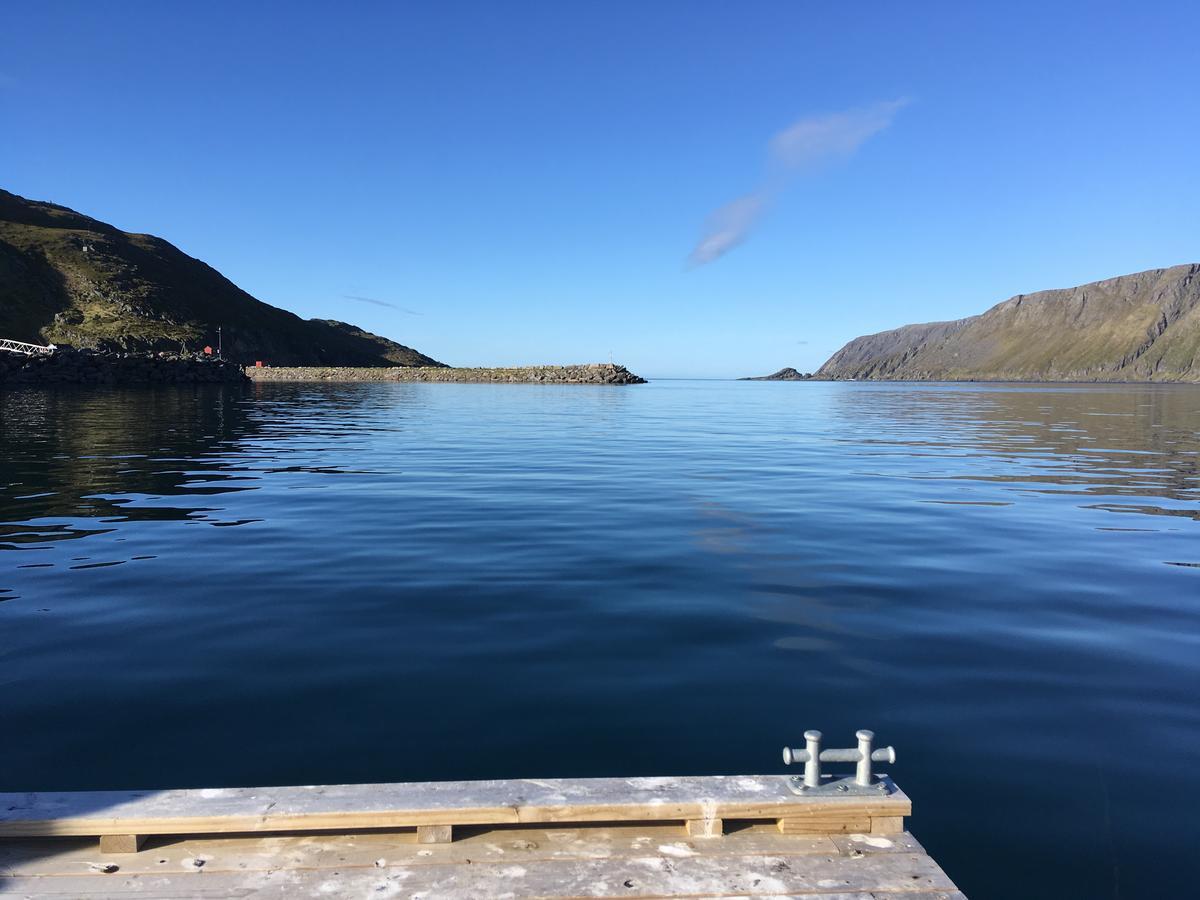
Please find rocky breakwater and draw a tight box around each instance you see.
[0,348,249,386]
[247,363,648,385]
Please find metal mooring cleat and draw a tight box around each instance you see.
[781,729,897,795]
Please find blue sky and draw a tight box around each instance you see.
[3,1,1198,377]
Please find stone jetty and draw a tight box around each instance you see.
[246,363,648,384]
[0,349,248,386]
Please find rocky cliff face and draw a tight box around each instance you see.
[817,265,1200,382]
[0,188,444,367]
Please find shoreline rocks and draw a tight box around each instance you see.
[246,363,648,385]
[0,349,249,386]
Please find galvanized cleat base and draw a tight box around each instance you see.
[785,774,897,797]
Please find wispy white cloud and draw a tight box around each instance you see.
[688,99,909,267]
[342,294,422,315]
[767,99,908,172]
[688,193,767,268]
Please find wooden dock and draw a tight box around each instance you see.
[0,775,964,898]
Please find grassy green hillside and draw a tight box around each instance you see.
[0,189,444,367]
[818,265,1200,382]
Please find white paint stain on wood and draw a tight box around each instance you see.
[658,843,697,858]
[851,833,896,848]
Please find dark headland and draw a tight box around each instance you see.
[0,188,645,385]
[0,189,441,367]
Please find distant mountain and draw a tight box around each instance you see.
[0,188,444,366]
[739,367,811,381]
[818,265,1200,382]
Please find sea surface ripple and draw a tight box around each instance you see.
[2,380,1198,899]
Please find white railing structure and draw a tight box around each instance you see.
[0,338,56,356]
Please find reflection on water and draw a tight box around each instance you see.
[829,385,1199,515]
[1,380,1198,900]
[0,387,260,553]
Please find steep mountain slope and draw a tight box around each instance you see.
[0,189,444,366]
[818,265,1200,381]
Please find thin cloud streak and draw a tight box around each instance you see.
[341,294,423,315]
[687,193,767,269]
[688,99,909,267]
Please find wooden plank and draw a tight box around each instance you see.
[684,816,723,838]
[417,823,453,844]
[0,824,855,878]
[871,815,906,834]
[0,878,967,899]
[778,815,872,834]
[0,775,910,839]
[97,834,143,854]
[832,831,929,856]
[0,877,968,899]
[0,848,961,898]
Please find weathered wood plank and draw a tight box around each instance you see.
[97,834,142,854]
[684,816,723,838]
[0,775,910,839]
[832,830,930,856]
[0,825,861,878]
[871,815,906,834]
[778,816,872,834]
[0,824,962,897]
[416,823,453,844]
[0,849,960,898]
[0,877,968,900]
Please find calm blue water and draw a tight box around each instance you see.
[2,380,1198,898]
